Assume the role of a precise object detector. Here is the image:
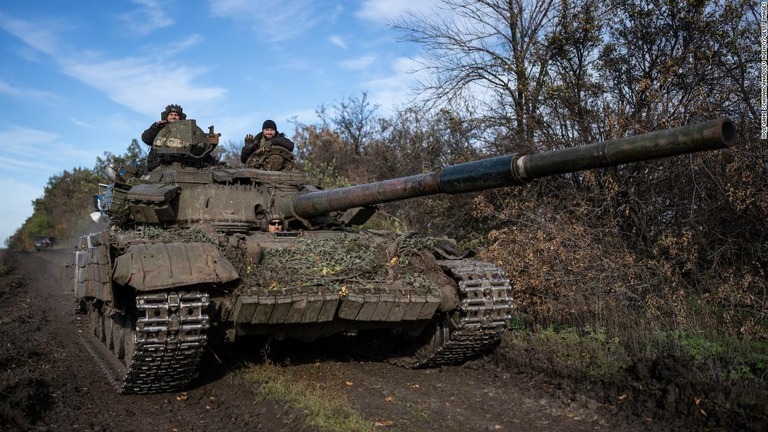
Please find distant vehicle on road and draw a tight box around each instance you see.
[34,236,55,251]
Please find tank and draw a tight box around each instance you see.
[68,118,737,394]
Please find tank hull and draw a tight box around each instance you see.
[71,227,512,393]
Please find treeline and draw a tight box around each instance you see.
[6,139,144,251]
[289,0,763,339]
[9,0,764,342]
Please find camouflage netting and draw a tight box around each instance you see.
[120,226,250,274]
[115,227,451,296]
[138,226,216,243]
[243,232,444,295]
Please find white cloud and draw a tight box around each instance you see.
[0,80,58,102]
[208,0,323,43]
[60,56,226,118]
[0,12,65,55]
[0,14,224,118]
[70,117,97,129]
[125,34,204,60]
[0,125,102,171]
[328,35,347,49]
[363,56,426,113]
[0,155,53,171]
[330,4,345,24]
[356,0,436,24]
[120,0,175,36]
[340,55,376,70]
[162,34,205,57]
[1,126,58,157]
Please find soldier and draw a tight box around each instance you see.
[260,210,286,233]
[141,104,186,170]
[268,217,284,233]
[240,119,295,171]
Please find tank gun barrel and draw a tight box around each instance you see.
[285,118,736,219]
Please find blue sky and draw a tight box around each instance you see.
[0,0,435,245]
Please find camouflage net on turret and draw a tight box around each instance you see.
[243,232,444,295]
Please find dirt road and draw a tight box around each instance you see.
[0,249,691,431]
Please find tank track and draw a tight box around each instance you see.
[78,291,209,394]
[391,259,513,368]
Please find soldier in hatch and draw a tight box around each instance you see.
[141,104,186,170]
[260,210,287,233]
[268,217,284,233]
[240,119,296,171]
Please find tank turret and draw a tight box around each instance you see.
[69,118,737,394]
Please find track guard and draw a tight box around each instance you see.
[112,242,239,291]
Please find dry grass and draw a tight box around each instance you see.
[244,361,374,432]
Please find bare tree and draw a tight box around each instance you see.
[597,0,757,131]
[393,0,556,149]
[298,93,381,184]
[317,92,379,156]
[540,0,606,145]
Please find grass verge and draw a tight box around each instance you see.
[244,361,374,432]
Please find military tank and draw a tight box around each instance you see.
[69,117,736,394]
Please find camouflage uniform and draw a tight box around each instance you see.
[142,105,187,170]
[240,120,296,171]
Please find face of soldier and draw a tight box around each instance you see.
[268,219,282,233]
[167,112,180,122]
[263,127,276,139]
